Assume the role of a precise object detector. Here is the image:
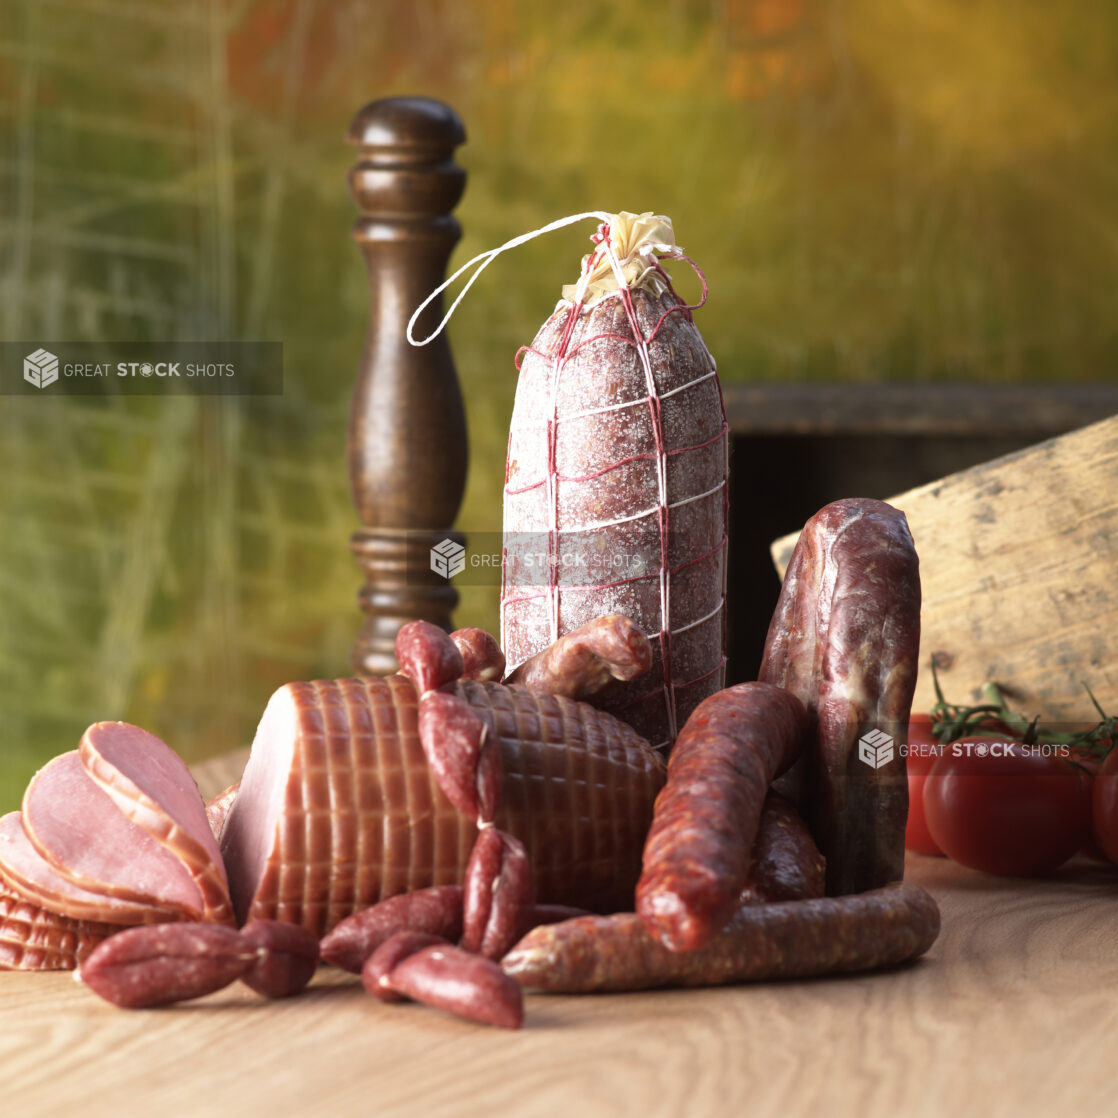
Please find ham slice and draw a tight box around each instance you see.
[0,812,172,925]
[79,722,234,925]
[205,783,239,842]
[0,883,118,970]
[220,675,665,937]
[22,752,205,920]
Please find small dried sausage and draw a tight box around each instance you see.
[505,614,653,701]
[318,885,464,974]
[461,828,534,960]
[362,931,449,1003]
[78,923,256,1008]
[385,942,524,1028]
[450,629,506,683]
[395,620,464,695]
[416,693,502,825]
[239,919,320,999]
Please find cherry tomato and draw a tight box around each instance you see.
[1065,746,1109,861]
[923,739,1091,876]
[904,715,945,856]
[1090,747,1118,866]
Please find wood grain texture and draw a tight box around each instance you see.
[771,414,1118,722]
[3,854,1118,1117]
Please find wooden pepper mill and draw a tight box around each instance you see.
[346,97,468,675]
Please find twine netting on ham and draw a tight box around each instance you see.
[498,213,729,752]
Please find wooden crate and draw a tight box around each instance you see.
[771,413,1118,723]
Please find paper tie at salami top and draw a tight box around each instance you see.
[561,212,680,307]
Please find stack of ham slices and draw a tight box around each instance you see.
[0,722,232,970]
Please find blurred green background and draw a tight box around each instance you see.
[1,0,1116,809]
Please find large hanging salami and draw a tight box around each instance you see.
[500,213,728,752]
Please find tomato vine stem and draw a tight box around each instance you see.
[926,662,1116,758]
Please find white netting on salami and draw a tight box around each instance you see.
[501,213,728,752]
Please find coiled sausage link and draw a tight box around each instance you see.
[636,681,808,952]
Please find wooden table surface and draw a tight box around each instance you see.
[3,852,1118,1118]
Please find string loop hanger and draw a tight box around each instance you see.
[406,211,681,347]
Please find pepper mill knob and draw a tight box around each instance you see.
[346,97,468,675]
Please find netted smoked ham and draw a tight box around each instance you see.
[0,883,118,971]
[501,213,728,753]
[22,752,205,920]
[80,722,234,925]
[219,675,665,937]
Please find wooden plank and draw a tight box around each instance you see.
[2,855,1117,1117]
[725,381,1118,437]
[771,414,1118,722]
